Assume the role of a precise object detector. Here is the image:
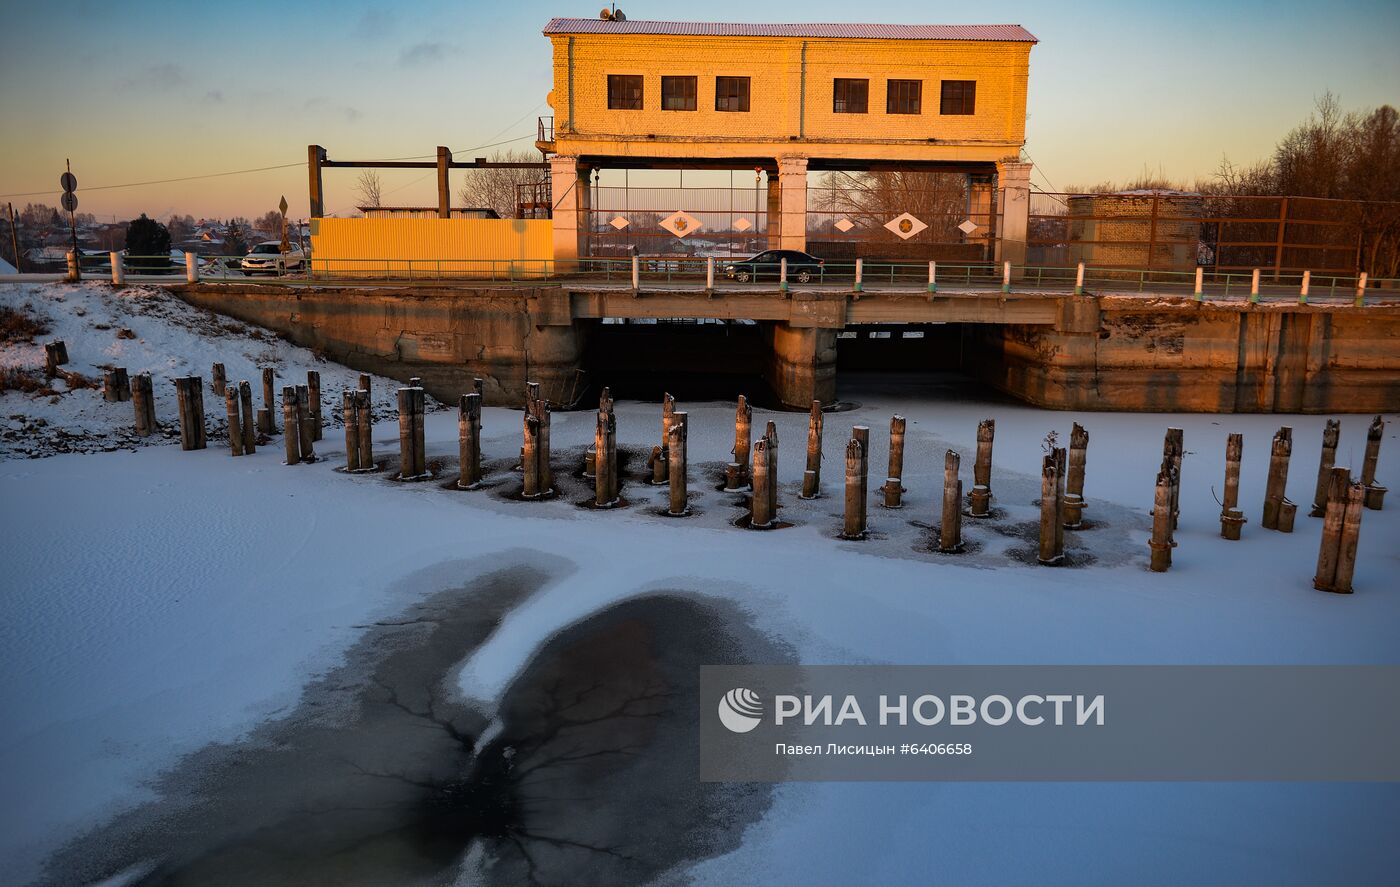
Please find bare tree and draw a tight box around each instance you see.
[456,149,548,218]
[355,170,384,208]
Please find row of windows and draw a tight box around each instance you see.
[606,75,976,115]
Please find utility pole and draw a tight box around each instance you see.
[6,202,20,272]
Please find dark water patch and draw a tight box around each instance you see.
[1003,545,1099,568]
[731,513,795,531]
[332,459,389,475]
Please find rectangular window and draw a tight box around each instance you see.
[715,76,750,112]
[607,75,643,110]
[661,76,697,111]
[886,79,921,114]
[940,80,976,115]
[833,78,868,114]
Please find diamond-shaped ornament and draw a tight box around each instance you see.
[834,218,855,233]
[660,210,702,238]
[733,217,752,232]
[884,212,928,240]
[957,219,979,235]
[609,216,630,230]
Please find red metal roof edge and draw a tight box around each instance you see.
[541,19,1038,43]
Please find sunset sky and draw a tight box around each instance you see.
[2,0,1396,222]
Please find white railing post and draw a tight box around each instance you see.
[1194,266,1204,301]
[185,252,199,284]
[65,249,81,282]
[1074,261,1085,295]
[1300,270,1310,305]
[110,251,124,286]
[1001,260,1011,294]
[631,253,639,291]
[780,257,788,292]
[706,256,714,291]
[928,260,937,294]
[1249,268,1260,303]
[1355,271,1368,307]
[854,257,863,294]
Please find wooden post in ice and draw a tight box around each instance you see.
[397,386,426,479]
[882,415,906,508]
[282,386,301,465]
[295,384,316,462]
[651,392,675,484]
[457,392,482,489]
[1314,467,1365,594]
[595,406,618,507]
[132,373,155,437]
[841,436,867,539]
[1360,415,1387,510]
[1063,422,1089,528]
[1162,428,1184,530]
[343,391,361,472]
[940,449,964,552]
[354,388,372,469]
[1309,419,1340,517]
[173,376,207,451]
[584,386,611,478]
[225,385,243,456]
[103,367,130,402]
[1149,465,1175,572]
[668,411,689,515]
[968,419,995,517]
[259,367,276,434]
[800,399,823,499]
[1262,426,1296,531]
[1038,447,1066,565]
[359,373,372,400]
[211,362,226,397]
[750,438,774,529]
[43,340,67,376]
[306,371,322,441]
[1219,433,1246,540]
[522,412,543,498]
[762,421,779,521]
[725,394,752,490]
[238,380,256,454]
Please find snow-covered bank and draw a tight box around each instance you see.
[0,282,419,458]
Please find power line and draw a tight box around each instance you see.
[0,161,306,199]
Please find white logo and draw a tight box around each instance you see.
[718,687,764,733]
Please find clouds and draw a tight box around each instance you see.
[118,63,186,92]
[398,42,456,68]
[302,97,363,123]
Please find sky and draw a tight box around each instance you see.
[1,0,1396,221]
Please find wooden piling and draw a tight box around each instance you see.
[103,367,130,402]
[1332,479,1366,594]
[225,385,243,456]
[1262,426,1296,531]
[260,367,277,434]
[1039,447,1066,565]
[1361,415,1387,510]
[458,392,482,489]
[359,373,372,398]
[173,376,206,451]
[307,371,322,441]
[841,437,866,539]
[211,362,226,397]
[1309,419,1340,517]
[1162,428,1184,530]
[940,449,964,553]
[1149,466,1175,572]
[1063,422,1089,528]
[668,411,689,515]
[132,373,155,437]
[584,386,610,478]
[595,407,618,507]
[398,387,426,479]
[238,380,256,454]
[522,413,542,497]
[43,341,68,376]
[354,389,372,469]
[969,419,995,517]
[750,438,774,528]
[882,415,906,508]
[1313,467,1350,593]
[650,393,674,484]
[296,384,316,462]
[282,386,301,465]
[344,390,361,472]
[763,421,779,522]
[1219,433,1246,539]
[726,395,752,490]
[801,399,823,499]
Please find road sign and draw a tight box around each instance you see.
[60,191,78,212]
[60,172,77,193]
[279,195,288,217]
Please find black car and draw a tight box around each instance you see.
[723,249,825,283]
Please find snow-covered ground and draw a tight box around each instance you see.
[1,283,1398,885]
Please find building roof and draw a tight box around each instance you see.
[542,19,1037,42]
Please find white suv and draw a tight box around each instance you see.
[241,241,307,275]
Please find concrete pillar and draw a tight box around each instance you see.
[995,159,1033,271]
[777,155,808,252]
[766,174,782,249]
[549,155,585,269]
[763,322,836,409]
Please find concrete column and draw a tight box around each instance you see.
[763,322,836,409]
[549,155,585,269]
[766,174,782,249]
[777,155,808,252]
[995,159,1032,270]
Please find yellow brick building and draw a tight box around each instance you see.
[538,18,1038,263]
